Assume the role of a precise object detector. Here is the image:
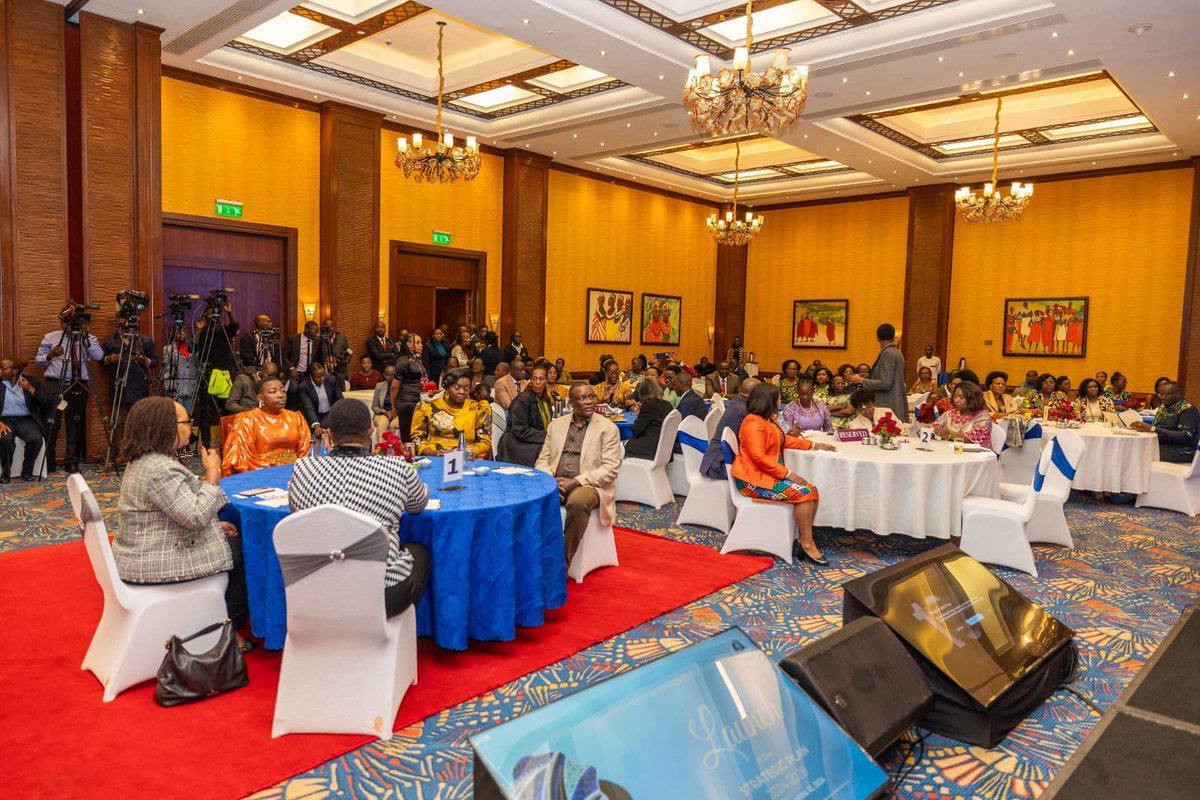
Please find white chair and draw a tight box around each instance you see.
[704,401,724,440]
[491,410,507,459]
[676,417,734,532]
[959,432,1084,576]
[989,422,1007,455]
[719,428,796,562]
[8,436,47,478]
[616,409,681,508]
[70,474,228,702]
[560,506,618,582]
[1136,452,1200,516]
[272,505,417,739]
[998,431,1085,548]
[998,421,1045,485]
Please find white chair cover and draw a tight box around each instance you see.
[71,474,228,702]
[559,506,618,582]
[8,436,46,478]
[1136,451,1200,516]
[677,416,734,532]
[616,409,681,508]
[719,428,796,562]
[491,411,507,459]
[703,402,724,440]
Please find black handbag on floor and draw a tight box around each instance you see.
[154,619,249,707]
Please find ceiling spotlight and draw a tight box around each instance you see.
[572,134,578,138]
[842,77,848,83]
[937,56,944,62]
[1128,23,1152,36]
[136,8,144,14]
[658,75,665,80]
[600,142,605,146]
[357,30,365,35]
[626,123,631,127]
[865,91,871,96]
[1168,71,1175,77]
[653,132,659,136]
[522,18,529,24]
[1067,49,1075,56]
[958,72,964,77]
[1051,31,1058,38]
[237,75,242,80]
[525,144,530,148]
[599,50,606,56]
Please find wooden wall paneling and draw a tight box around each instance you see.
[713,242,748,364]
[319,102,381,348]
[1,0,70,365]
[133,21,162,321]
[502,151,550,358]
[901,185,956,380]
[1180,157,1200,395]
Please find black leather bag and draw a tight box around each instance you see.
[154,619,249,707]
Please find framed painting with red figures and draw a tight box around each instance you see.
[640,293,682,346]
[793,299,848,349]
[586,288,634,344]
[1003,297,1088,358]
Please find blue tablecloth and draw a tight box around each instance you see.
[221,458,566,651]
[609,413,636,441]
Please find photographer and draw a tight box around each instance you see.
[35,304,104,474]
[193,295,239,447]
[161,326,198,411]
[239,313,283,371]
[0,358,48,482]
[102,316,158,449]
[320,318,351,382]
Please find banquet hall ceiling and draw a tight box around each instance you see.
[65,0,1199,204]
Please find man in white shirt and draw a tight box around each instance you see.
[35,310,104,473]
[916,345,942,381]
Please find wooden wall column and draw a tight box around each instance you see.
[501,151,550,358]
[901,184,956,380]
[1180,156,1200,395]
[713,243,747,364]
[0,0,70,362]
[319,102,381,345]
[78,12,162,459]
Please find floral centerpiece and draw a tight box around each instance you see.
[1046,398,1078,426]
[872,412,902,448]
[375,430,405,457]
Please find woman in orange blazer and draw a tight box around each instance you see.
[732,383,837,565]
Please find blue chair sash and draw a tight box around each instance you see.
[721,441,736,464]
[677,430,709,453]
[1032,437,1077,492]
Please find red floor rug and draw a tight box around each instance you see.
[0,528,770,799]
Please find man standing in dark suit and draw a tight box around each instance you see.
[366,321,397,371]
[297,363,344,436]
[286,321,326,383]
[848,323,909,422]
[0,359,48,482]
[700,377,760,479]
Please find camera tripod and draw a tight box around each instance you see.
[101,320,153,474]
[190,302,242,447]
[39,327,111,480]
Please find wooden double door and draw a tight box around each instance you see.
[389,241,486,340]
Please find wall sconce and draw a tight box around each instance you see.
[489,312,500,330]
[378,309,386,320]
[303,303,316,321]
[707,324,715,343]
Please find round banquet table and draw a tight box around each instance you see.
[608,412,636,441]
[1039,422,1159,493]
[783,433,1000,538]
[222,458,566,651]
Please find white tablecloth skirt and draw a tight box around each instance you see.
[784,438,999,539]
[1040,423,1159,494]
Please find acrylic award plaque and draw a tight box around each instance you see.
[470,627,888,800]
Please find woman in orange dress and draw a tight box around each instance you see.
[732,383,837,566]
[221,376,311,476]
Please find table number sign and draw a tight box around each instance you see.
[836,428,870,443]
[918,426,933,445]
[443,447,465,490]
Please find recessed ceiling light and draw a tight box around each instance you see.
[658,75,665,80]
[522,18,529,24]
[525,144,530,148]
[835,147,840,151]
[626,123,631,127]
[1092,161,1097,165]
[600,142,605,146]
[137,8,144,14]
[842,77,848,83]
[553,151,557,155]
[803,134,808,139]
[357,30,365,35]
[1168,71,1175,77]
[1067,49,1075,56]
[573,134,578,138]
[958,72,964,77]
[865,91,871,96]
[1051,31,1058,38]
[599,50,606,56]
[937,56,944,62]
[237,75,242,80]
[313,95,318,99]
[653,132,658,136]
[867,160,872,164]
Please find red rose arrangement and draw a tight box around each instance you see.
[872,412,902,439]
[375,431,404,456]
[1123,394,1145,411]
[1046,398,1077,422]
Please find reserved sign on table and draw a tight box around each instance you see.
[835,428,870,443]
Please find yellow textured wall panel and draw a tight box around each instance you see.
[745,197,909,373]
[546,172,717,374]
[949,168,1192,392]
[160,78,320,327]
[379,137,504,327]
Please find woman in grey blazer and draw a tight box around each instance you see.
[112,396,252,652]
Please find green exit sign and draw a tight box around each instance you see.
[215,199,244,218]
[432,230,452,245]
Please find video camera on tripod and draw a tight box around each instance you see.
[202,287,235,318]
[115,290,151,328]
[166,292,199,325]
[59,301,101,331]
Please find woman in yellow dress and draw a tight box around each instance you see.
[221,376,311,476]
[411,367,493,459]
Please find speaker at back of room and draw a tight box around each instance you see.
[779,616,933,757]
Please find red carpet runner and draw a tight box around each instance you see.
[0,528,770,799]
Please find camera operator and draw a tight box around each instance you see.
[161,325,198,411]
[239,313,284,371]
[194,296,239,447]
[0,358,49,483]
[320,317,351,382]
[102,315,158,450]
[35,304,104,474]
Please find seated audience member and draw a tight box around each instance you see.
[472,382,494,409]
[732,383,836,565]
[372,365,399,436]
[113,397,251,652]
[411,368,492,459]
[1132,381,1198,463]
[1095,370,1110,393]
[626,355,647,384]
[0,358,46,482]
[445,355,460,371]
[226,361,280,414]
[1075,378,1116,422]
[701,377,760,479]
[935,381,993,448]
[1146,376,1172,410]
[1019,373,1065,416]
[838,363,857,383]
[695,356,716,377]
[466,356,486,392]
[983,371,1019,419]
[588,354,614,385]
[535,382,621,564]
[661,364,682,407]
[487,361,509,390]
[222,377,310,476]
[298,363,344,436]
[848,388,876,430]
[778,360,802,404]
[480,332,505,377]
[624,379,673,461]
[781,373,832,435]
[673,368,705,422]
[545,364,568,411]
[595,359,633,408]
[1106,372,1134,410]
[555,358,572,384]
[493,359,527,410]
[911,366,936,396]
[826,375,856,430]
[349,355,381,391]
[450,330,473,367]
[704,361,740,399]
[499,365,554,467]
[1055,375,1073,397]
[811,366,834,401]
[856,363,872,379]
[289,399,430,617]
[1013,369,1040,397]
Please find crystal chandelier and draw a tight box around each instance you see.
[395,21,480,183]
[954,97,1033,223]
[683,0,809,136]
[707,140,764,246]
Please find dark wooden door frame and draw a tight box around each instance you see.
[161,212,298,342]
[388,239,487,332]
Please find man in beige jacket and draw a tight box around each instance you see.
[535,382,622,564]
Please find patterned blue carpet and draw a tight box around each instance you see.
[4,467,1198,799]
